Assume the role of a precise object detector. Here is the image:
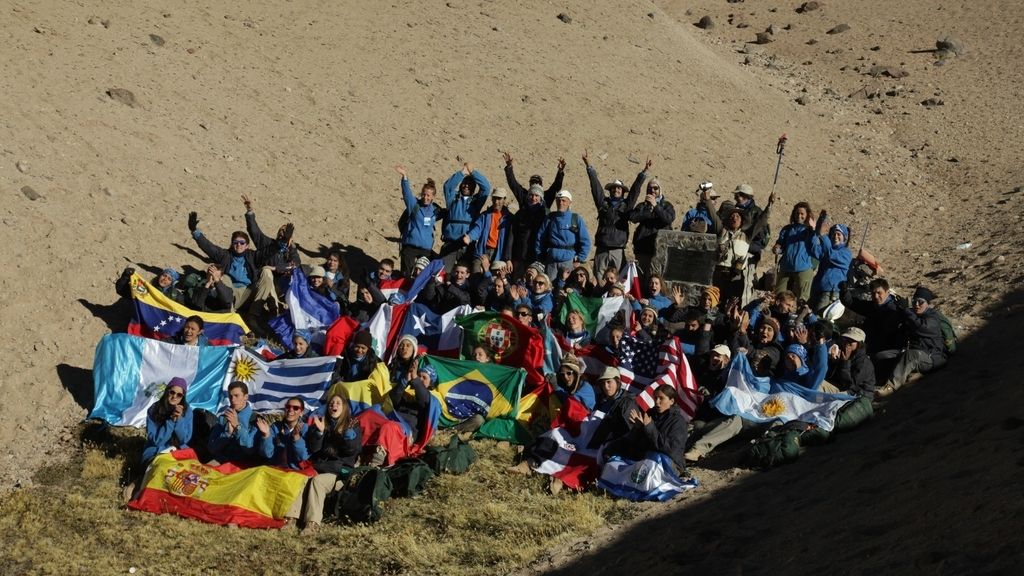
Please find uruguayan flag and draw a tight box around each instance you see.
[598,452,699,502]
[90,333,233,427]
[711,354,855,431]
[222,348,336,413]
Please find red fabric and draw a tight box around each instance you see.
[323,316,360,356]
[355,409,412,466]
[128,490,288,529]
[551,396,590,437]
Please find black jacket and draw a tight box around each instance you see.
[829,345,876,399]
[841,286,907,355]
[246,212,301,272]
[628,196,676,255]
[586,167,645,250]
[307,420,363,474]
[507,165,563,264]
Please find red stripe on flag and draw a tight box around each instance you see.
[128,490,289,529]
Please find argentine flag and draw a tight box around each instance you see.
[91,333,233,427]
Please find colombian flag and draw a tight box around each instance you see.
[422,355,525,428]
[128,449,310,529]
[126,273,249,345]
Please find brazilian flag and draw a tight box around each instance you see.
[421,355,525,428]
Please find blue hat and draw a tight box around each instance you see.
[419,364,438,387]
[786,344,808,364]
[162,268,181,283]
[829,224,850,244]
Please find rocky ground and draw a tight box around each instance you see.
[1,0,1021,572]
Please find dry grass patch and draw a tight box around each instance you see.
[0,433,639,576]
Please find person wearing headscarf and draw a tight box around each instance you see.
[810,210,853,312]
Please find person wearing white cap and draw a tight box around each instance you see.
[627,162,675,275]
[439,159,493,272]
[395,165,444,276]
[307,265,337,302]
[503,152,566,280]
[732,183,775,261]
[689,344,732,423]
[583,150,649,277]
[586,366,636,450]
[535,189,591,279]
[462,187,514,274]
[826,327,876,399]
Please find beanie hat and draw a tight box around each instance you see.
[912,286,935,303]
[397,334,419,353]
[702,285,721,308]
[293,329,312,344]
[786,343,808,364]
[353,330,372,349]
[760,316,781,335]
[529,262,546,275]
[162,268,181,283]
[308,266,326,278]
[419,364,438,387]
[414,256,431,270]
[528,184,544,196]
[167,376,188,394]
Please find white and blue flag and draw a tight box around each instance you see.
[221,348,336,413]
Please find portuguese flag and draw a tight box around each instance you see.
[454,311,545,387]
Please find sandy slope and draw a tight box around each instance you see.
[0,0,1021,569]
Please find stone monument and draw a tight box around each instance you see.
[650,230,718,304]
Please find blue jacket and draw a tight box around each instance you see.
[515,289,554,316]
[632,293,671,313]
[810,234,853,293]
[775,223,816,273]
[682,203,716,233]
[261,420,311,469]
[780,342,828,390]
[208,404,259,462]
[535,210,591,264]
[466,207,514,261]
[143,405,193,462]
[442,169,492,241]
[555,381,596,411]
[400,177,444,250]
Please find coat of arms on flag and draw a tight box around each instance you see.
[478,317,519,360]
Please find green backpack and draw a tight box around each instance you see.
[746,423,805,469]
[386,459,435,498]
[334,467,393,524]
[934,310,958,355]
[423,436,477,475]
[834,396,874,432]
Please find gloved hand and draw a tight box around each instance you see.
[188,211,199,233]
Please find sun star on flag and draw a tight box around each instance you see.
[231,355,261,383]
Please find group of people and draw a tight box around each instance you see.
[130,151,954,527]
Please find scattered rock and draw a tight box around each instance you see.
[557,13,572,24]
[15,160,29,174]
[870,45,881,51]
[921,98,944,108]
[696,16,715,30]
[936,35,966,56]
[647,12,655,19]
[149,33,165,47]
[796,2,821,13]
[21,186,42,201]
[867,65,909,78]
[795,95,810,105]
[106,88,137,108]
[766,24,777,35]
[806,38,818,45]
[827,23,850,34]
[755,31,773,44]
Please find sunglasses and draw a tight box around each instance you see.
[232,240,248,246]
[912,298,927,306]
[533,280,547,286]
[516,311,531,317]
[285,405,303,412]
[167,390,184,399]
[650,187,661,191]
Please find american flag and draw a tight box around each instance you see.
[576,336,700,420]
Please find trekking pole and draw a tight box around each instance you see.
[770,134,787,200]
[857,222,869,255]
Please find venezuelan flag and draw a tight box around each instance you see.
[128,449,310,529]
[126,273,249,346]
[422,355,524,428]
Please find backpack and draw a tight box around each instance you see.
[934,310,958,355]
[422,436,477,475]
[333,467,393,523]
[833,396,874,432]
[386,458,435,498]
[745,422,807,469]
[397,204,420,237]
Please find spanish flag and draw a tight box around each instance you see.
[126,273,249,346]
[128,449,310,529]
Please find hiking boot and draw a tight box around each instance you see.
[506,461,532,476]
[368,445,387,468]
[876,383,897,398]
[455,414,485,434]
[684,450,703,463]
[549,478,564,495]
[281,518,298,532]
[302,521,320,534]
[120,482,136,505]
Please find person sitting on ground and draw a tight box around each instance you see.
[423,262,473,313]
[389,362,444,441]
[142,377,193,463]
[285,393,363,533]
[772,201,817,301]
[389,335,421,389]
[562,310,591,349]
[208,381,260,464]
[535,190,591,280]
[587,367,636,450]
[552,353,595,410]
[304,266,333,302]
[563,266,598,297]
[627,165,674,274]
[606,384,688,474]
[840,277,906,382]
[440,160,492,271]
[809,211,853,312]
[632,305,663,344]
[484,273,515,312]
[745,316,784,376]
[322,250,351,304]
[512,304,536,328]
[187,209,259,311]
[116,266,186,303]
[674,309,712,358]
[779,327,828,390]
[876,286,948,398]
[583,151,647,276]
[511,272,554,317]
[463,188,514,275]
[241,194,301,315]
[333,330,388,386]
[826,327,876,399]
[347,283,386,324]
[691,345,733,423]
[188,264,233,312]
[259,397,311,469]
[592,267,620,299]
[279,330,316,360]
[503,152,564,278]
[633,274,671,314]
[471,345,494,363]
[745,290,799,342]
[395,165,444,276]
[174,315,209,347]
